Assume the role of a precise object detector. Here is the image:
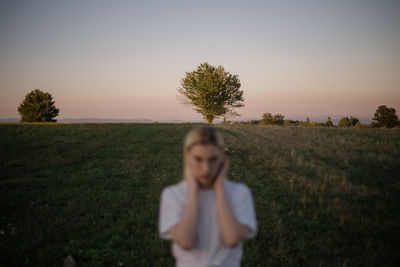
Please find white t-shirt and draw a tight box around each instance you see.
[158,180,257,267]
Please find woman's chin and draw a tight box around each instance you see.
[197,178,213,188]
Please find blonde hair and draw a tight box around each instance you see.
[183,126,225,154]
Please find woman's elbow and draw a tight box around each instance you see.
[224,225,247,247]
[177,240,194,250]
[224,237,241,248]
[170,225,195,250]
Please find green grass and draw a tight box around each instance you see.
[1,123,399,266]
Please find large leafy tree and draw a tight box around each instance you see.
[177,62,244,123]
[371,105,399,128]
[18,89,60,122]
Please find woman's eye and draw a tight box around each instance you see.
[195,157,202,163]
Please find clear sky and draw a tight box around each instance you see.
[1,0,399,121]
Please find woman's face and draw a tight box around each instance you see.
[185,143,225,189]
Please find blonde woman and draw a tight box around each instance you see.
[158,126,257,267]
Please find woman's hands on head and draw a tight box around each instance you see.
[213,156,229,190]
[183,147,229,190]
[184,158,199,191]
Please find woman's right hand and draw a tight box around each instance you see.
[184,160,198,191]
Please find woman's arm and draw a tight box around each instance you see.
[170,185,198,250]
[215,182,248,247]
[170,163,199,251]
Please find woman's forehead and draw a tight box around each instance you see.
[189,143,222,156]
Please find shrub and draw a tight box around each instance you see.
[338,117,351,128]
[250,120,261,125]
[261,113,284,125]
[349,116,359,127]
[326,117,334,127]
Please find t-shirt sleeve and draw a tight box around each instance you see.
[232,184,258,239]
[158,187,184,240]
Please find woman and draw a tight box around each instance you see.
[158,126,257,267]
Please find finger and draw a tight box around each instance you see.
[223,158,229,175]
[222,157,228,168]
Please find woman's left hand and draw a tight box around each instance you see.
[213,157,229,189]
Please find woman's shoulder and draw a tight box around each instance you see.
[225,180,251,195]
[225,181,254,207]
[161,181,188,199]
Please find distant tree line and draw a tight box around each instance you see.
[16,88,400,129]
[221,105,400,129]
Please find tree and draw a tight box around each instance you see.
[273,113,284,125]
[371,105,399,128]
[326,117,333,127]
[260,113,284,125]
[349,116,359,127]
[177,62,244,123]
[261,113,273,125]
[338,117,351,128]
[18,89,59,122]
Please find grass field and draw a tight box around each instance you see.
[1,123,399,266]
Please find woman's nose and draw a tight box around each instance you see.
[202,162,211,174]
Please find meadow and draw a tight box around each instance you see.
[0,123,399,266]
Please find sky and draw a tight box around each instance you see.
[0,0,399,122]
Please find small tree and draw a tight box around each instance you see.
[371,105,399,128]
[338,117,351,128]
[273,113,284,125]
[18,89,59,122]
[326,117,333,127]
[349,116,359,127]
[261,113,284,125]
[177,62,244,123]
[261,113,274,125]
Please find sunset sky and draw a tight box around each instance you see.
[1,0,399,122]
